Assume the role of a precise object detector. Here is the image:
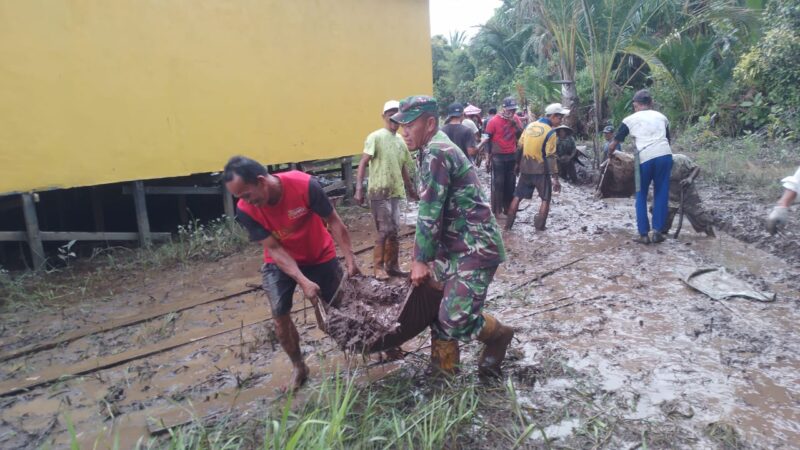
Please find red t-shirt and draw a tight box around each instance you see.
[485,114,522,154]
[236,171,337,266]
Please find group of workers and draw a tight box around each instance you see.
[222,90,796,392]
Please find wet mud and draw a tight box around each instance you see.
[703,182,800,268]
[487,165,800,449]
[0,166,798,449]
[326,276,409,352]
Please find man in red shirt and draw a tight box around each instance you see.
[223,156,360,392]
[479,97,524,216]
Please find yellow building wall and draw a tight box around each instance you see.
[0,0,432,195]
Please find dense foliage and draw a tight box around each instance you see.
[432,0,799,139]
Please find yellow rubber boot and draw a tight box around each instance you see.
[476,313,514,377]
[384,237,409,277]
[430,339,460,376]
[372,245,389,280]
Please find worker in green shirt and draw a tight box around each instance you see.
[355,100,418,279]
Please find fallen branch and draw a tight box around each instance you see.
[521,295,606,318]
[489,256,588,301]
[352,229,415,256]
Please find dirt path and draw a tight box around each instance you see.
[0,172,797,449]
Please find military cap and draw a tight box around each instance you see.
[391,95,438,124]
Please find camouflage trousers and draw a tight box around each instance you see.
[430,262,498,341]
[665,187,713,233]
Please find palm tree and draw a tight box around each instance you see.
[448,30,468,50]
[577,0,667,164]
[518,0,581,127]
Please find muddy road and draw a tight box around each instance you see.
[0,170,798,449]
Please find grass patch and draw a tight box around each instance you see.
[128,364,564,450]
[674,130,798,202]
[0,216,248,312]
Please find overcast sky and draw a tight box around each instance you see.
[429,0,503,39]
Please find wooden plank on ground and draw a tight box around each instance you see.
[0,303,314,397]
[322,180,345,194]
[0,286,259,363]
[0,230,414,361]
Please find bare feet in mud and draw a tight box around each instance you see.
[283,362,310,393]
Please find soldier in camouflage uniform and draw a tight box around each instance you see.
[392,95,514,377]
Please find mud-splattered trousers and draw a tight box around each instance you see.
[665,185,713,232]
[370,198,401,243]
[414,131,506,341]
[431,261,498,341]
[636,154,673,235]
[491,154,516,214]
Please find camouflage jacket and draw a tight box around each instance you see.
[414,131,506,272]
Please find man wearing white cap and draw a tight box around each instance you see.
[766,166,800,234]
[355,100,419,279]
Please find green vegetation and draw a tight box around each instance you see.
[0,216,248,311]
[433,0,800,141]
[121,350,709,449]
[674,123,798,200]
[131,369,489,450]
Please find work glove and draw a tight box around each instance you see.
[680,177,693,188]
[766,206,788,235]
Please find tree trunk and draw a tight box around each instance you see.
[561,81,580,133]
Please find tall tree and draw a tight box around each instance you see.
[518,0,581,128]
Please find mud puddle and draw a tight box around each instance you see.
[0,216,420,449]
[1,168,799,449]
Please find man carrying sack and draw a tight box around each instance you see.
[392,95,514,378]
[223,156,361,392]
[607,89,674,244]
